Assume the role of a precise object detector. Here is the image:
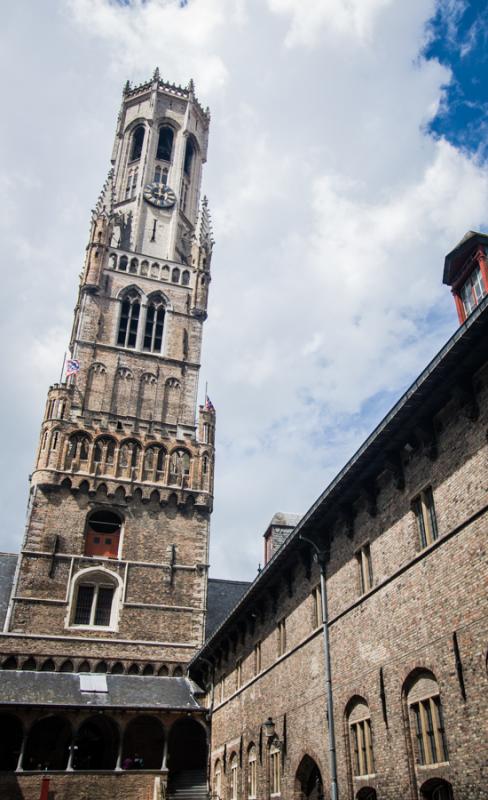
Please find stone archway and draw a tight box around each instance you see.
[356,788,377,800]
[0,713,23,770]
[23,715,71,771]
[295,755,324,799]
[73,715,119,770]
[420,778,454,800]
[122,715,165,769]
[167,717,207,795]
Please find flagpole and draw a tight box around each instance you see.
[205,381,208,404]
[59,352,67,384]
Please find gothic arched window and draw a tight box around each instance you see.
[70,569,120,629]
[117,290,141,348]
[248,745,257,799]
[171,267,180,283]
[184,138,195,177]
[93,436,116,472]
[143,295,166,353]
[157,126,174,162]
[182,270,190,286]
[66,433,91,468]
[130,125,145,162]
[143,446,166,481]
[405,670,448,766]
[169,449,191,486]
[347,697,375,777]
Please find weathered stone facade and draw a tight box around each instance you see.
[191,263,488,800]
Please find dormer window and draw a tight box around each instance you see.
[459,263,485,317]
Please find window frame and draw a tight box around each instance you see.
[413,487,438,549]
[356,542,373,595]
[67,569,121,631]
[410,695,449,766]
[248,746,257,799]
[277,618,286,657]
[269,744,281,796]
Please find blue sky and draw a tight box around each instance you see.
[426,0,488,158]
[0,0,488,579]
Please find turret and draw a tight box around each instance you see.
[443,231,488,324]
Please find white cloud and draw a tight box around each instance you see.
[268,0,394,47]
[0,0,487,580]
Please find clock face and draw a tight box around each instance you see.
[143,182,177,209]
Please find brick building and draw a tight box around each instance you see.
[0,72,253,800]
[190,234,488,800]
[0,70,487,800]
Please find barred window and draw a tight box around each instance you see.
[72,572,118,628]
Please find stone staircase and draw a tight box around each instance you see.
[167,769,208,800]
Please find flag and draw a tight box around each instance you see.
[205,395,215,412]
[66,359,80,378]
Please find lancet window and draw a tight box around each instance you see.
[130,125,145,162]
[143,295,166,353]
[117,290,141,348]
[156,126,174,162]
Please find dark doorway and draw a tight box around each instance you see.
[73,715,118,770]
[122,715,164,769]
[0,713,23,770]
[420,779,454,800]
[295,755,324,800]
[356,789,378,800]
[168,717,207,773]
[23,716,71,771]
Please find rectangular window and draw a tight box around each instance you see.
[312,584,322,628]
[248,754,257,798]
[236,659,242,691]
[350,719,374,776]
[411,697,448,765]
[254,642,261,675]
[413,487,438,548]
[460,263,486,317]
[219,676,225,703]
[231,763,238,800]
[94,586,114,626]
[356,543,373,594]
[74,585,94,625]
[270,749,281,795]
[277,619,286,657]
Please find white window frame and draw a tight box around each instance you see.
[67,567,122,632]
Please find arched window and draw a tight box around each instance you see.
[59,659,74,673]
[214,759,222,800]
[171,267,180,283]
[169,449,191,486]
[70,570,120,629]
[65,433,91,469]
[118,439,141,476]
[248,745,257,799]
[130,125,145,161]
[117,289,141,348]
[85,510,122,559]
[119,255,128,272]
[230,753,239,800]
[143,446,166,481]
[93,436,116,473]
[157,126,174,162]
[184,138,195,177]
[182,270,190,286]
[406,671,448,766]
[269,742,281,796]
[143,295,166,353]
[129,258,138,274]
[347,697,375,777]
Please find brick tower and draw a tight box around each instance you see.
[1,71,215,676]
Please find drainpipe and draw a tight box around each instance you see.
[300,533,339,800]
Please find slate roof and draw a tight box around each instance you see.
[0,553,17,629]
[206,578,251,639]
[0,671,204,710]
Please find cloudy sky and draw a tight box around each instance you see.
[1,0,487,579]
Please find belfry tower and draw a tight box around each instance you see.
[2,72,215,676]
